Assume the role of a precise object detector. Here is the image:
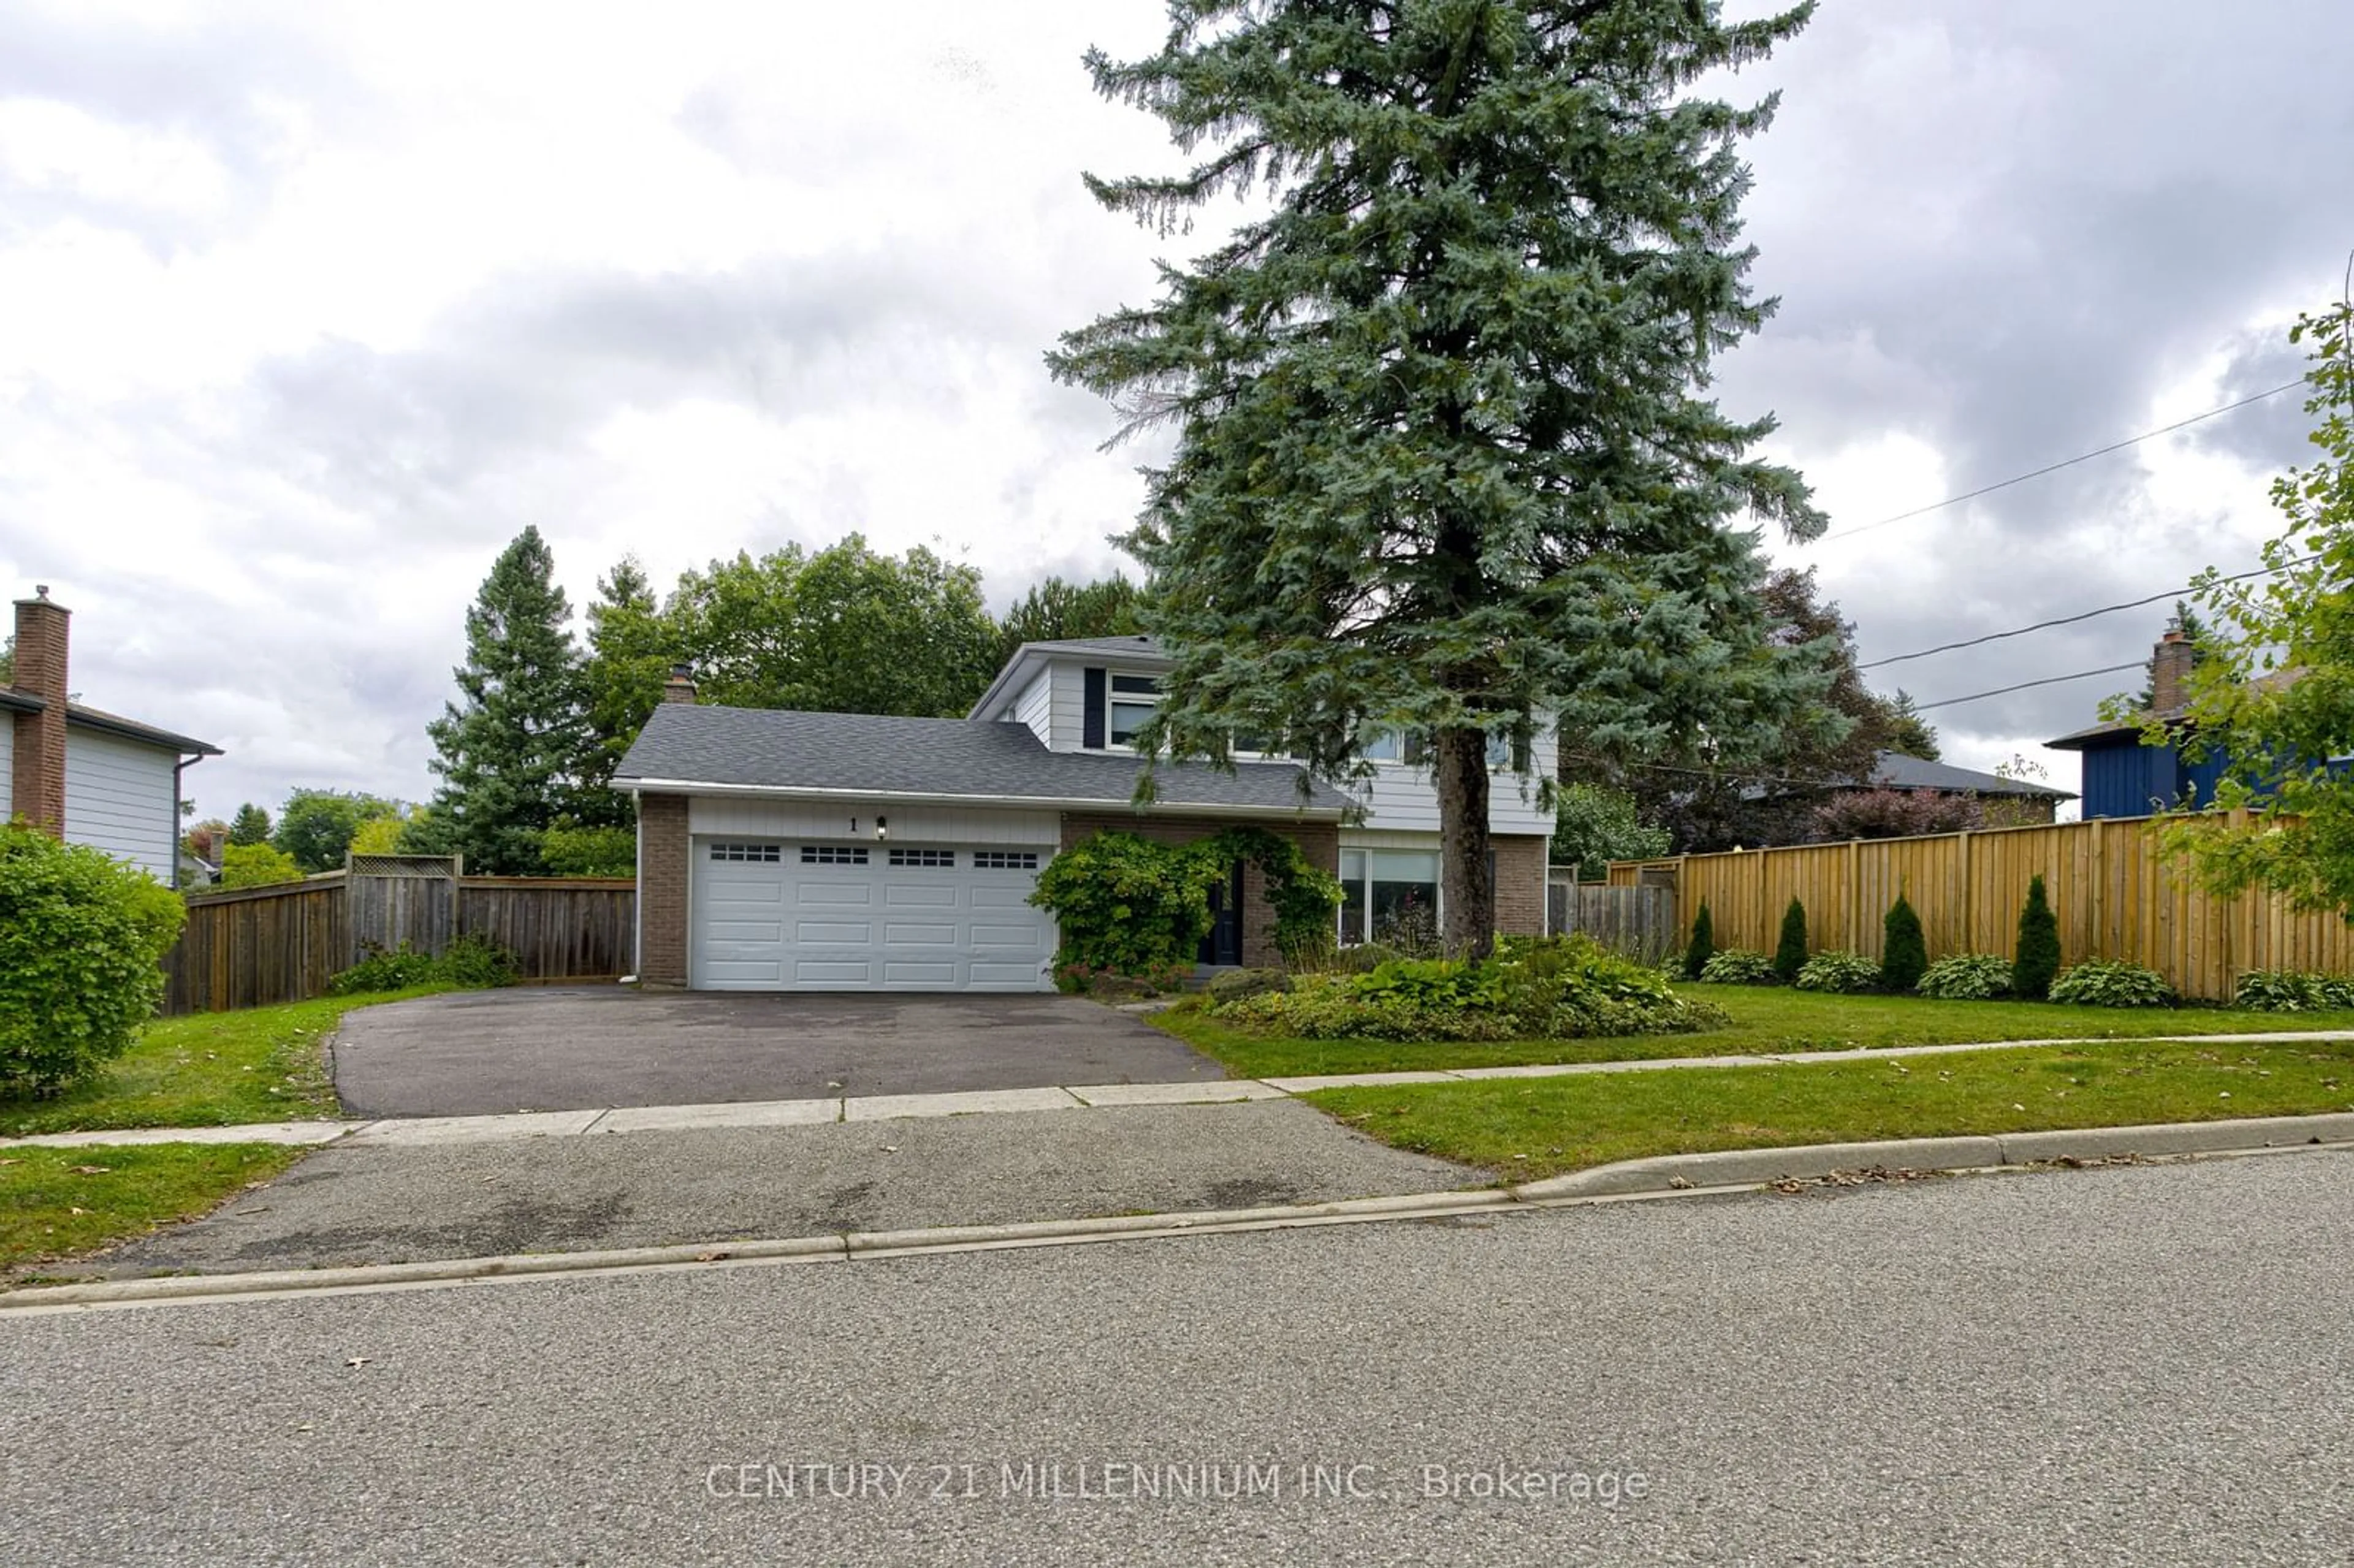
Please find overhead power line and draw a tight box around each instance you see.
[1857,554,2320,671]
[1911,661,2146,714]
[1822,378,2310,541]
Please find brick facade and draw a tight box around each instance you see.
[636,793,691,988]
[1057,811,1341,970]
[10,592,70,835]
[1492,832,1548,938]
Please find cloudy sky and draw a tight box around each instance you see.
[2,0,2348,826]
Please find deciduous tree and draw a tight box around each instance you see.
[1052,1,1829,956]
[272,790,401,873]
[2163,297,2354,916]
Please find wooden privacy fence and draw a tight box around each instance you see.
[1547,879,1681,964]
[1607,813,2354,1001]
[163,862,636,1016]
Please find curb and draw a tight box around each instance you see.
[7,1113,2353,1316]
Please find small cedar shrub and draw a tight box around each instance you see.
[1699,949,1778,985]
[2047,961,2174,1008]
[1683,902,1715,981]
[0,824,187,1094]
[1917,954,2014,1001]
[1880,895,1929,994]
[2012,875,2062,1000]
[2233,970,2354,1011]
[1793,950,1881,994]
[1773,898,1810,984]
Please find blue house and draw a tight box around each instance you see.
[2046,627,2299,818]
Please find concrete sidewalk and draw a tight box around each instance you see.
[11,1028,2352,1151]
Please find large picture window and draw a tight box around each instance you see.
[1338,848,1440,944]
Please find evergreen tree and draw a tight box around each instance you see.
[1683,903,1715,982]
[422,526,588,875]
[226,803,272,847]
[1051,1,1828,957]
[579,555,672,829]
[995,574,1146,667]
[2012,875,2061,1001]
[1880,894,1928,994]
[1774,897,1809,984]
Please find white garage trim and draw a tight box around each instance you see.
[687,796,1060,845]
[690,836,1057,992]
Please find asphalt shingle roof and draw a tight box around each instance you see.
[1872,752,2072,799]
[614,703,1348,814]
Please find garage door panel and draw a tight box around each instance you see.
[693,838,1054,992]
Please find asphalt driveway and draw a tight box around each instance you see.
[332,988,1225,1118]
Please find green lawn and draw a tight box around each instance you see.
[0,988,448,1137]
[1154,984,2354,1079]
[0,1143,308,1278]
[1308,1036,2354,1181]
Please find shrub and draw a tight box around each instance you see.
[1683,902,1715,981]
[1880,895,1928,994]
[328,934,520,996]
[1205,967,1291,1003]
[2012,874,2060,1001]
[2048,961,2174,1008]
[1773,897,1809,984]
[1372,893,1441,957]
[2233,970,2354,1011]
[1699,949,1777,985]
[0,825,187,1094]
[1029,827,1343,977]
[1210,934,1728,1041]
[1794,950,1881,994]
[538,824,637,878]
[1918,954,2014,1001]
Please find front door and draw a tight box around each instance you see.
[1198,860,1246,967]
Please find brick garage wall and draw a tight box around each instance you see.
[1057,812,1341,970]
[636,793,690,988]
[1493,833,1547,937]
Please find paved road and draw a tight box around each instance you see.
[12,1152,2354,1566]
[334,989,1221,1117]
[82,1102,1476,1275]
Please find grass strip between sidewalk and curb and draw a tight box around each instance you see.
[0,1143,309,1277]
[1303,1036,2354,1181]
[0,989,454,1138]
[1154,985,2354,1079]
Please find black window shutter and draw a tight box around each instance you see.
[1083,668,1107,749]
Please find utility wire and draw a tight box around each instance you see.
[1857,554,2320,671]
[1821,378,2310,541]
[1911,661,2147,714]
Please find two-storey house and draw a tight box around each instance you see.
[614,634,1552,991]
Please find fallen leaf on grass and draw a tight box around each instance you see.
[74,1166,111,1176]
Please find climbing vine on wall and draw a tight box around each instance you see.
[1029,828,1343,979]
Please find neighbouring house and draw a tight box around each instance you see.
[2,587,221,886]
[611,634,1555,992]
[2044,626,2305,819]
[1732,750,2075,845]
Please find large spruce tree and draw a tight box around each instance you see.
[579,555,674,829]
[1052,1,1829,956]
[424,526,588,875]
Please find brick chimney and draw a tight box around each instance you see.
[11,586,70,835]
[661,662,697,704]
[2150,625,2196,715]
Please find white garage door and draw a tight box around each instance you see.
[691,839,1056,992]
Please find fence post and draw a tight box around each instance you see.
[1846,838,1862,951]
[1957,831,1973,956]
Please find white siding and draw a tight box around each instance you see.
[688,797,1061,845]
[63,728,176,880]
[1347,726,1558,836]
[0,717,12,820]
[1012,668,1053,745]
[1043,660,1087,752]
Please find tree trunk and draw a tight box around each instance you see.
[1434,725,1495,960]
